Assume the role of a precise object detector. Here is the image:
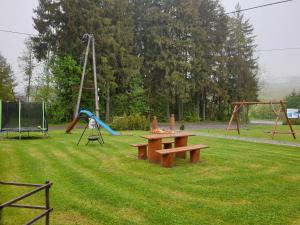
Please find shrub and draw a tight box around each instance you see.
[282,118,300,125]
[184,112,200,122]
[110,114,150,130]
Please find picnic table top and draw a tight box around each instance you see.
[141,132,195,140]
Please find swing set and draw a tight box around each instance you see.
[226,100,296,139]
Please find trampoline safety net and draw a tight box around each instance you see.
[0,101,48,133]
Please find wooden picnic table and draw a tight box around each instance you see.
[141,132,195,163]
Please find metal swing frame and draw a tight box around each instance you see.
[77,118,104,146]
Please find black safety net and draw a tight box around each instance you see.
[1,102,48,132]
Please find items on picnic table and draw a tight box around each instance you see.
[131,132,209,168]
[151,114,176,134]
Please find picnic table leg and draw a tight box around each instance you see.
[138,146,147,160]
[148,139,162,163]
[190,149,200,163]
[175,136,188,159]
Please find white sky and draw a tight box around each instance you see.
[0,0,299,97]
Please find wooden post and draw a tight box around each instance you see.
[170,114,175,130]
[151,116,158,131]
[45,181,50,225]
[235,108,241,135]
[280,100,296,139]
[226,104,238,131]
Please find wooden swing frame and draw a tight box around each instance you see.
[226,100,296,139]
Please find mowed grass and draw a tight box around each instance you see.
[0,130,300,225]
[198,124,300,144]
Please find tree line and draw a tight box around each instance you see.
[1,0,260,123]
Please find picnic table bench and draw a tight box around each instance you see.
[131,140,174,160]
[156,144,208,168]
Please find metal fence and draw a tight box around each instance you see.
[0,181,53,225]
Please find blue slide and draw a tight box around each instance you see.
[79,110,119,136]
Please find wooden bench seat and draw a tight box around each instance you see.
[131,141,175,160]
[131,143,148,160]
[156,144,208,168]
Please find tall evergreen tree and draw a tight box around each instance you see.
[226,4,259,103]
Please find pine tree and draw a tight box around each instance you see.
[226,4,259,103]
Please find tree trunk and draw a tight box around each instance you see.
[105,84,110,122]
[195,92,200,118]
[177,99,182,121]
[201,90,206,121]
[166,100,170,121]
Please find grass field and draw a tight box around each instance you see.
[0,130,300,225]
[197,124,300,144]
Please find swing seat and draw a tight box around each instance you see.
[86,135,103,145]
[88,135,100,141]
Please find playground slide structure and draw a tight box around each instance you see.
[66,110,119,135]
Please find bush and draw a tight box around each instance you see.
[282,118,300,125]
[110,114,150,130]
[184,112,200,122]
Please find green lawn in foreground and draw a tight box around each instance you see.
[0,130,300,225]
[197,124,300,144]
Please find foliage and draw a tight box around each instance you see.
[285,90,300,109]
[18,38,36,102]
[110,114,149,130]
[31,0,260,123]
[0,53,15,101]
[184,111,201,122]
[49,55,81,122]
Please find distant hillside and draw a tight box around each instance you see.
[259,74,300,100]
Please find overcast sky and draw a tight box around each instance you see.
[0,0,300,97]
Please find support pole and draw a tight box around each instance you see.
[42,101,45,135]
[271,111,280,139]
[280,100,296,139]
[226,104,237,131]
[19,100,21,140]
[0,99,2,131]
[45,181,50,225]
[92,35,100,118]
[75,34,91,118]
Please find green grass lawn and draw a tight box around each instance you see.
[197,124,300,144]
[0,130,300,225]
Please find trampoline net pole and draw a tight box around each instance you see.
[0,99,2,131]
[42,101,45,133]
[19,100,21,140]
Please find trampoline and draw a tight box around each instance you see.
[0,100,48,139]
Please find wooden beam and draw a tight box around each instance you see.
[280,100,296,139]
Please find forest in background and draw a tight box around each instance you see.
[1,0,260,123]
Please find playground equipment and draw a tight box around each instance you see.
[66,34,119,138]
[66,110,119,136]
[0,100,48,139]
[226,100,296,139]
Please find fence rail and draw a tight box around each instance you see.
[0,181,53,225]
